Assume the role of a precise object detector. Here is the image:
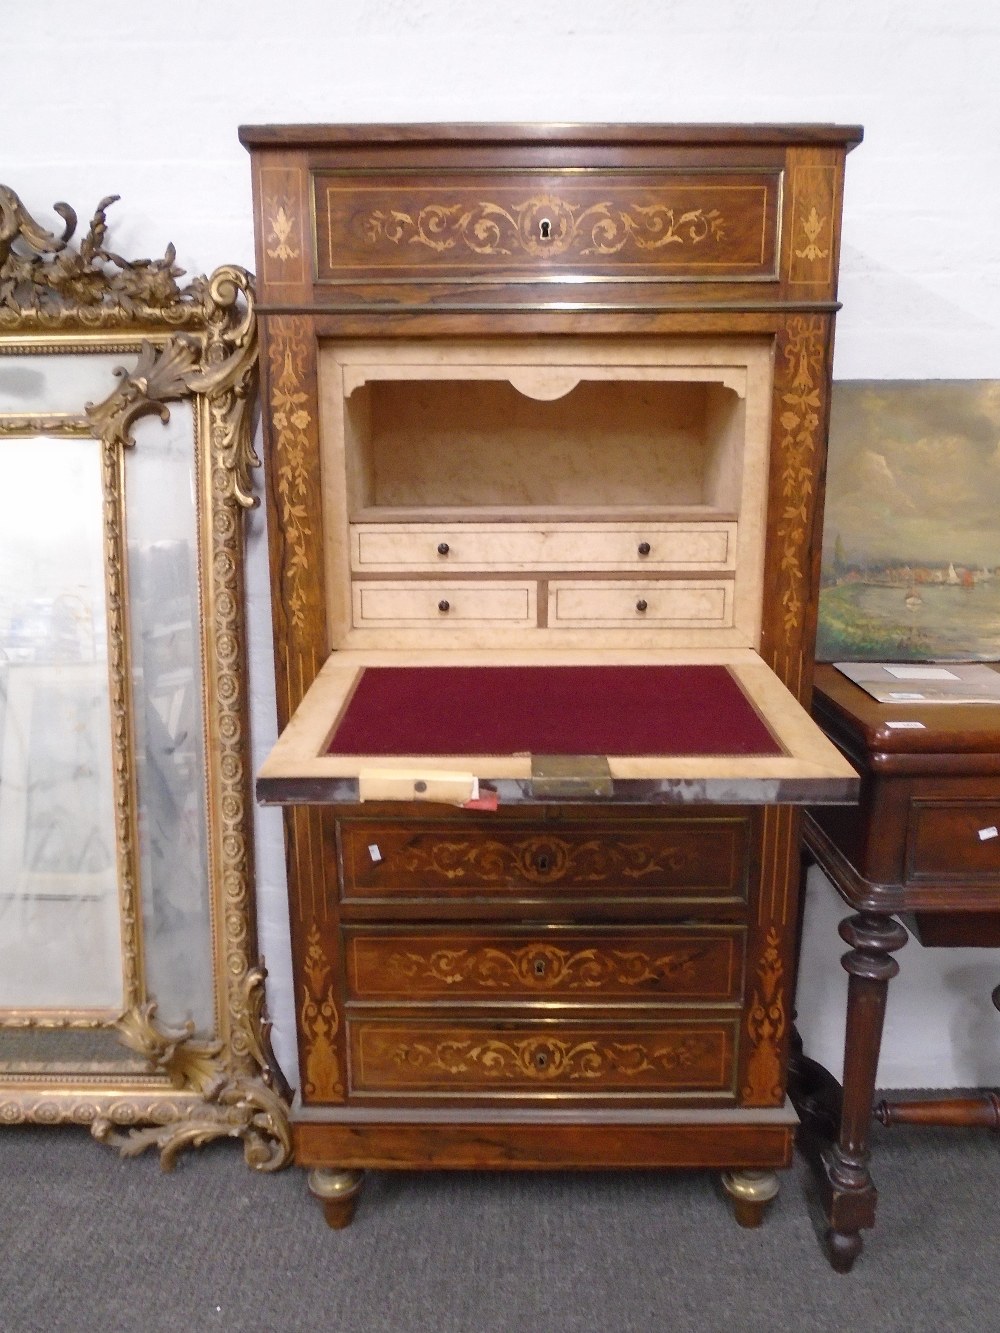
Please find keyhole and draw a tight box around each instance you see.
[536,853,550,872]
[535,1050,549,1069]
[539,218,552,241]
[533,958,546,977]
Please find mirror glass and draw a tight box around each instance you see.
[0,433,123,1015]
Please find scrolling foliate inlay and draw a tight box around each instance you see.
[266,204,300,263]
[370,1031,725,1086]
[365,196,725,260]
[93,969,292,1172]
[0,186,205,327]
[301,925,343,1101]
[385,942,708,992]
[742,928,786,1106]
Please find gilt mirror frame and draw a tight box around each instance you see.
[0,186,290,1170]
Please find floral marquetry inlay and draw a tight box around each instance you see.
[300,925,343,1102]
[359,1028,730,1089]
[266,204,300,263]
[742,928,786,1106]
[794,206,830,263]
[364,197,725,260]
[268,320,315,633]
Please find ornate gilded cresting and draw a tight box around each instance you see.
[0,186,289,1170]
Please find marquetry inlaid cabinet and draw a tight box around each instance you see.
[240,123,861,1228]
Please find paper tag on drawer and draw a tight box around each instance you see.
[885,720,926,730]
[358,767,477,805]
[978,827,999,842]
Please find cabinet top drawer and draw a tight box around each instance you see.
[906,801,1000,884]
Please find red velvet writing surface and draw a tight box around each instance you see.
[326,665,782,757]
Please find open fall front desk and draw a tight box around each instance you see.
[243,121,862,1230]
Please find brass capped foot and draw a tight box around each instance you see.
[308,1167,364,1229]
[721,1169,780,1228]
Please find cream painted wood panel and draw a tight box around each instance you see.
[549,580,734,628]
[351,522,737,573]
[353,581,537,627]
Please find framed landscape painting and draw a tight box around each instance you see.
[816,380,1000,661]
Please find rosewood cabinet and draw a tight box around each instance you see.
[240,123,861,1228]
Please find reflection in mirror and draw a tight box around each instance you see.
[0,353,136,415]
[127,403,214,1030]
[0,435,123,1014]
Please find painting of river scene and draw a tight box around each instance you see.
[816,380,1000,661]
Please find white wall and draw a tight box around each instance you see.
[6,0,1000,1089]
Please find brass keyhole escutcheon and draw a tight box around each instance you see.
[539,218,552,241]
[536,852,550,872]
[533,958,546,977]
[535,1050,549,1069]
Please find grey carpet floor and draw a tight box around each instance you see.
[1,1121,997,1333]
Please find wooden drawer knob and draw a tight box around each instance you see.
[636,598,648,613]
[437,542,450,555]
[637,541,651,556]
[438,599,451,613]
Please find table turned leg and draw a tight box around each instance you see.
[308,1167,365,1229]
[820,911,908,1272]
[721,1170,780,1228]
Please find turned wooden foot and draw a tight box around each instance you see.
[308,1167,364,1229]
[721,1170,779,1228]
[826,1225,864,1273]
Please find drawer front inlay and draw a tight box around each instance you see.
[906,801,1000,882]
[315,170,780,283]
[340,818,749,900]
[346,927,744,1001]
[350,1019,736,1093]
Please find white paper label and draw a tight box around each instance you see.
[886,692,926,700]
[884,666,960,681]
[978,827,999,842]
[885,720,926,729]
[368,844,383,862]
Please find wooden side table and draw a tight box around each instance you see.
[793,663,1000,1271]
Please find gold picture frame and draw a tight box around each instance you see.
[0,186,290,1170]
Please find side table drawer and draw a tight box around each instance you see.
[345,926,744,1003]
[348,1017,737,1096]
[906,801,1000,882]
[339,817,750,903]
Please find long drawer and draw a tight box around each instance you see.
[338,816,751,903]
[348,1016,737,1096]
[344,925,745,1003]
[351,522,737,572]
[352,581,536,626]
[549,580,734,627]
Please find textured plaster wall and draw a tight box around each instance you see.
[5,0,1000,1089]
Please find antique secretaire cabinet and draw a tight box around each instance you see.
[240,123,861,1228]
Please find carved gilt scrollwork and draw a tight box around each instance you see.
[92,969,291,1172]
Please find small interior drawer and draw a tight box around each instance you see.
[348,1016,737,1096]
[344,925,745,1003]
[352,581,536,627]
[351,523,737,573]
[549,580,734,627]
